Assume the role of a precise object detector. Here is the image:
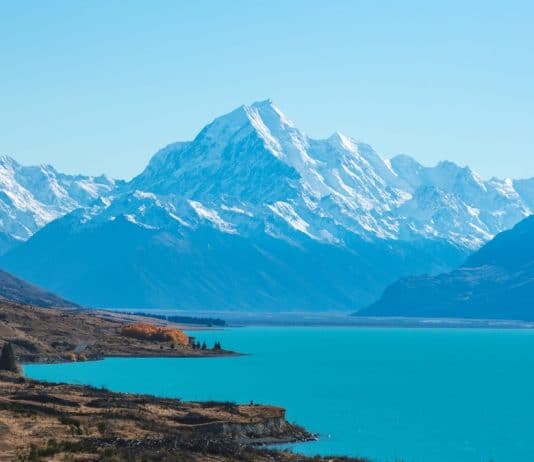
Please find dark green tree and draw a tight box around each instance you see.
[201,341,207,350]
[0,342,19,373]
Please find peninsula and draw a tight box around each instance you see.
[0,301,363,461]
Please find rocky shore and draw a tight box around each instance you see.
[0,301,366,461]
[0,300,233,364]
[0,371,330,461]
[0,370,367,461]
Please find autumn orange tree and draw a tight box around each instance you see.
[120,323,188,346]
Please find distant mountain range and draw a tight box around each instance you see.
[0,155,118,253]
[359,214,534,320]
[1,100,533,311]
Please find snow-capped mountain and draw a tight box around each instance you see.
[1,100,533,311]
[98,99,532,250]
[0,155,118,248]
[389,156,532,248]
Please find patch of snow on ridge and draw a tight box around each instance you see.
[168,212,191,228]
[335,132,358,153]
[489,178,520,199]
[318,229,341,244]
[268,201,313,237]
[99,197,112,208]
[221,204,254,217]
[243,106,283,159]
[466,205,480,218]
[383,158,397,176]
[124,214,158,230]
[79,199,110,224]
[132,190,159,201]
[189,200,236,234]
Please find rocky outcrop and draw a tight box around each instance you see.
[0,373,339,461]
[189,408,312,444]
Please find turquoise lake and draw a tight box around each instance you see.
[24,327,534,462]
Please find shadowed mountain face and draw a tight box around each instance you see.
[0,213,466,310]
[0,269,76,308]
[0,233,17,257]
[359,215,534,320]
[1,101,533,311]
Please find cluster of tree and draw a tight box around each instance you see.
[190,339,222,351]
[191,341,208,350]
[120,323,189,345]
[121,312,226,327]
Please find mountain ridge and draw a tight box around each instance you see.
[2,101,533,249]
[0,154,119,253]
[122,100,534,250]
[1,100,533,311]
[358,214,534,319]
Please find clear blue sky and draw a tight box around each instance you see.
[1,1,532,180]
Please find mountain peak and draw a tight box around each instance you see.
[250,98,274,109]
[435,159,465,172]
[246,99,296,130]
[327,132,357,151]
[197,100,291,143]
[0,155,19,168]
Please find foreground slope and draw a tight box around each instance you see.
[360,215,534,320]
[2,101,533,310]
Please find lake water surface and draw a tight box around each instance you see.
[24,327,534,462]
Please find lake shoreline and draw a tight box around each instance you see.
[0,300,239,365]
[118,308,534,329]
[0,300,366,460]
[28,326,534,461]
[0,371,342,461]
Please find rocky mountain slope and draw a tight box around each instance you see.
[1,100,533,310]
[0,269,76,308]
[359,214,534,320]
